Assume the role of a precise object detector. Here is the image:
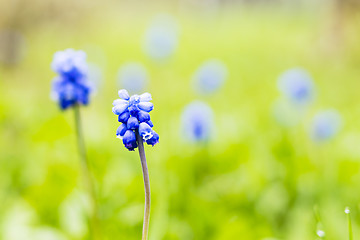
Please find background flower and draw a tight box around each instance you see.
[181,101,214,143]
[117,62,148,94]
[143,14,179,61]
[277,68,315,106]
[192,59,228,95]
[50,49,93,110]
[310,109,342,142]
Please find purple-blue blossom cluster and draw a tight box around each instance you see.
[113,89,159,151]
[51,49,93,110]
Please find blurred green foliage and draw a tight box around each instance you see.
[1,1,360,240]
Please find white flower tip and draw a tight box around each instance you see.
[345,207,350,214]
[142,132,153,141]
[116,135,123,140]
[316,230,325,238]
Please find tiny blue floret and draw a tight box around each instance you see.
[51,49,93,110]
[113,89,159,151]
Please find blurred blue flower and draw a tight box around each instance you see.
[113,89,159,151]
[117,62,148,94]
[51,49,88,80]
[310,109,342,142]
[193,59,228,95]
[181,101,214,142]
[51,49,93,110]
[277,68,314,105]
[143,14,179,61]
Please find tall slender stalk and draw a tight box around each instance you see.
[345,207,353,240]
[136,132,151,240]
[74,104,99,240]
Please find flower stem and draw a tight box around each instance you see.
[136,131,151,240]
[74,104,100,240]
[346,208,353,240]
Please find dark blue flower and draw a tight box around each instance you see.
[122,130,138,151]
[51,49,93,110]
[146,131,159,146]
[113,89,159,150]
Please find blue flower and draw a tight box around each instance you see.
[310,109,342,142]
[113,89,159,151]
[117,62,148,94]
[181,101,214,142]
[143,14,179,61]
[51,49,93,110]
[277,68,314,105]
[193,59,228,95]
[51,49,88,80]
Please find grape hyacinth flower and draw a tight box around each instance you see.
[113,89,159,240]
[192,59,228,95]
[50,49,99,238]
[117,62,148,94]
[51,49,93,110]
[181,101,214,142]
[277,68,314,106]
[310,109,342,142]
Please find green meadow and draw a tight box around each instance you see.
[1,1,360,239]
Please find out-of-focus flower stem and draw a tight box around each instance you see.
[74,104,100,240]
[136,131,151,240]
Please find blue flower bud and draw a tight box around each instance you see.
[116,123,127,138]
[140,93,152,102]
[138,110,151,122]
[138,102,154,112]
[127,116,139,130]
[118,111,130,123]
[146,130,159,146]
[112,102,129,115]
[122,130,137,151]
[139,122,153,140]
[128,104,140,116]
[146,120,154,128]
[118,89,130,100]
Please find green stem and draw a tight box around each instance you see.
[346,208,353,240]
[74,104,99,240]
[136,132,151,240]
